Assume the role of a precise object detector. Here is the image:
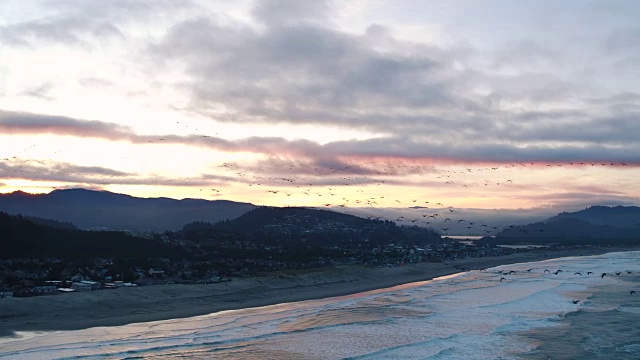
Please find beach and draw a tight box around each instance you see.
[1,246,636,336]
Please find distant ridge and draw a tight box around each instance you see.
[549,205,640,228]
[0,188,256,232]
[481,205,640,245]
[189,206,441,247]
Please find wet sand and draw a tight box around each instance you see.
[1,246,636,336]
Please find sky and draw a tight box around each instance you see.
[1,0,639,222]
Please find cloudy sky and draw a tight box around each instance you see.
[1,0,639,215]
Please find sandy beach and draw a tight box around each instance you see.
[1,246,637,336]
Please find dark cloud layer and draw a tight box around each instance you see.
[3,110,640,167]
[154,11,458,131]
[141,0,640,160]
[2,0,639,209]
[0,111,132,139]
[3,0,639,168]
[0,159,221,188]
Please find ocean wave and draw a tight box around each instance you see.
[2,251,639,360]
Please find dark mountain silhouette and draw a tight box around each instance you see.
[218,206,380,232]
[0,188,255,231]
[0,212,181,258]
[207,206,441,248]
[549,205,640,228]
[479,205,640,245]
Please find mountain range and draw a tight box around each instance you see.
[549,206,640,228]
[0,188,255,232]
[482,205,640,245]
[2,188,639,245]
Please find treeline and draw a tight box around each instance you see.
[0,212,181,259]
[23,215,77,230]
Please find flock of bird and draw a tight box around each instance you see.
[1,140,634,236]
[210,159,628,235]
[490,266,638,301]
[208,160,537,234]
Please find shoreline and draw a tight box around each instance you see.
[1,246,637,336]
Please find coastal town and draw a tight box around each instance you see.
[1,230,515,298]
[2,204,636,299]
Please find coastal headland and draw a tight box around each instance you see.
[1,246,636,336]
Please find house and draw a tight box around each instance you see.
[148,268,166,281]
[72,280,100,292]
[148,268,165,276]
[72,282,92,292]
[0,288,13,298]
[31,286,58,296]
[80,280,101,291]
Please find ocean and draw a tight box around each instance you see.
[1,251,638,359]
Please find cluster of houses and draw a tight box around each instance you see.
[0,279,139,298]
[0,235,523,299]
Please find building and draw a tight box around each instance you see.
[72,282,92,292]
[82,280,101,290]
[72,280,101,292]
[148,268,165,278]
[31,286,58,296]
[103,282,118,289]
[0,289,13,298]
